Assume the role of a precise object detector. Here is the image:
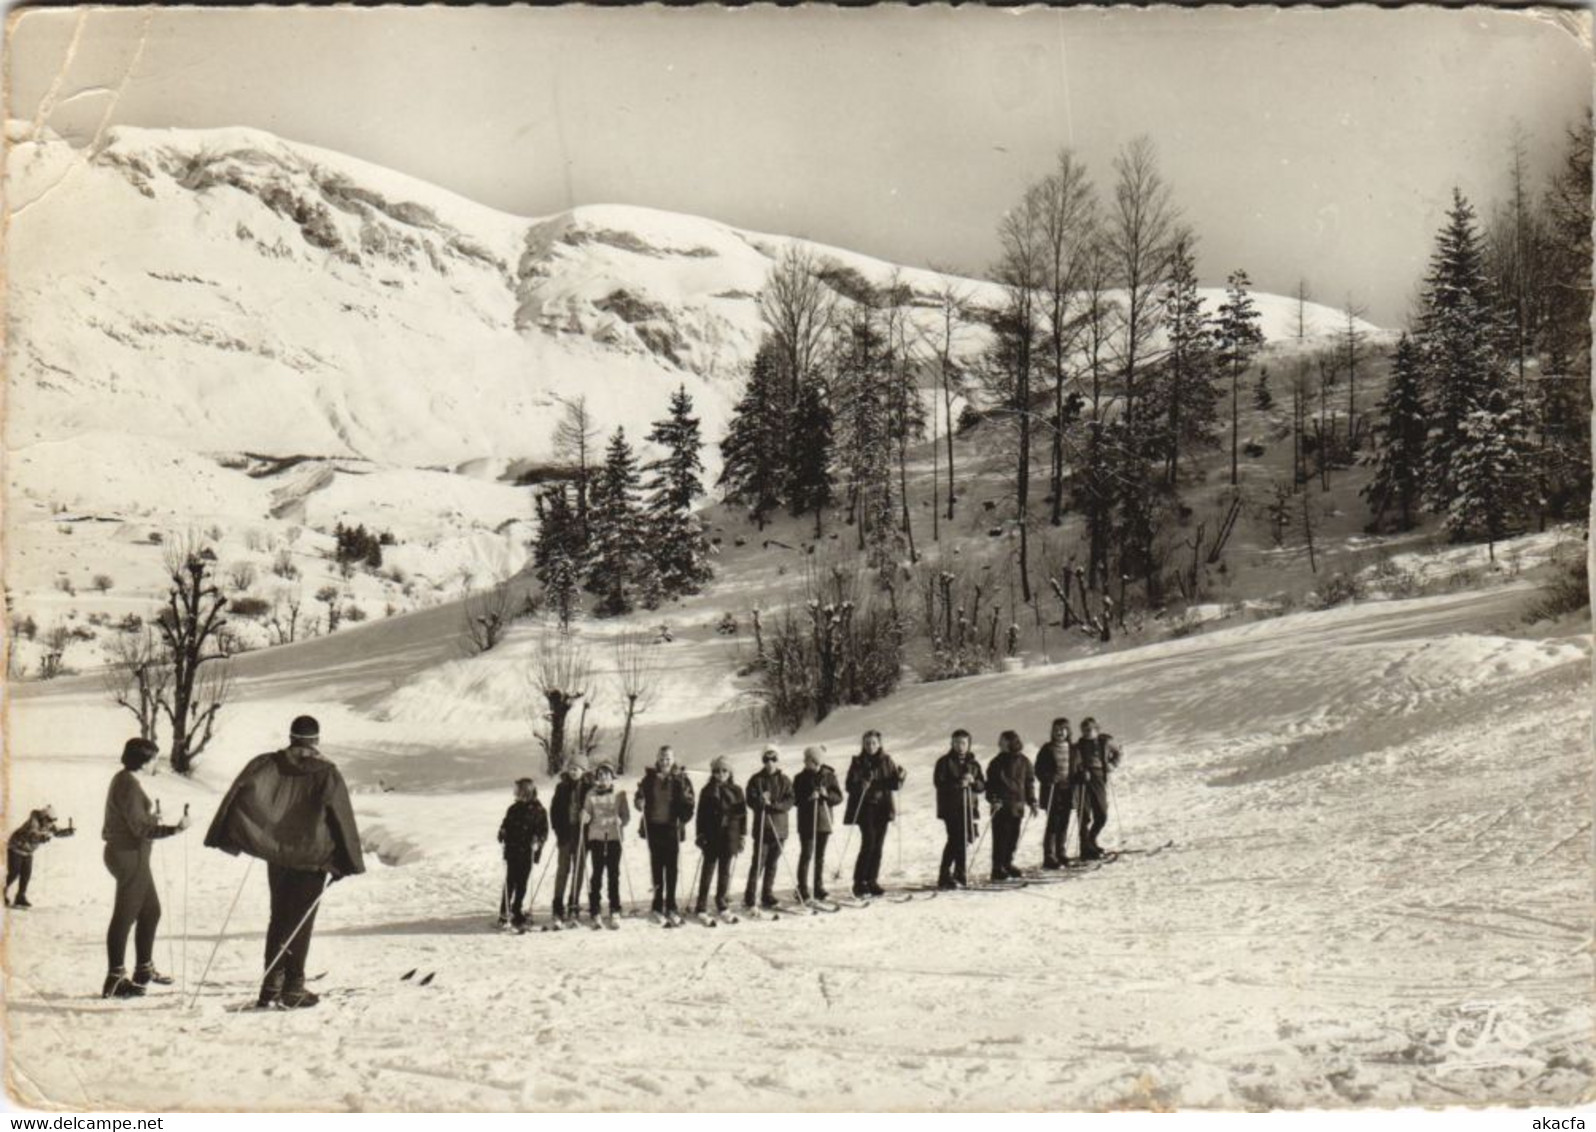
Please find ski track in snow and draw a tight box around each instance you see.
[4,580,1592,1111]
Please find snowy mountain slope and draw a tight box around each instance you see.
[3,553,1589,1110]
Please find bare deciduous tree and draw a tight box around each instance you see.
[102,628,170,743]
[156,539,232,774]
[611,632,660,774]
[267,586,307,646]
[757,244,837,399]
[552,394,601,543]
[529,635,594,776]
[462,580,516,655]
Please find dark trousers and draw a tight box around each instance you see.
[939,815,970,884]
[744,831,783,906]
[1042,789,1073,865]
[697,846,734,913]
[587,841,622,916]
[552,836,580,918]
[1081,776,1109,856]
[265,864,325,987]
[103,845,160,972]
[501,847,532,920]
[796,830,829,898]
[852,811,890,890]
[991,809,1023,877]
[7,849,33,900]
[645,823,681,911]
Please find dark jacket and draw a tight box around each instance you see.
[933,751,986,824]
[103,771,180,850]
[695,779,746,857]
[633,767,696,837]
[498,796,549,858]
[844,751,904,825]
[744,768,795,841]
[1035,739,1071,811]
[10,810,60,856]
[550,775,591,844]
[204,745,365,877]
[984,750,1038,818]
[792,766,843,838]
[1073,734,1123,780]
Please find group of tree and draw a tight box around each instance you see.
[974,137,1266,612]
[533,387,713,623]
[1364,115,1592,558]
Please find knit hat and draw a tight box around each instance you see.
[802,745,825,763]
[593,761,615,778]
[761,744,780,762]
[38,805,55,821]
[289,715,320,742]
[565,757,589,774]
[710,755,732,773]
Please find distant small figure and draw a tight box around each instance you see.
[656,623,674,644]
[497,778,548,931]
[6,804,71,909]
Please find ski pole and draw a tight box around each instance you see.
[527,842,557,910]
[622,841,638,915]
[187,856,255,1011]
[181,804,190,1001]
[688,847,704,912]
[154,800,177,979]
[259,874,332,988]
[830,825,854,882]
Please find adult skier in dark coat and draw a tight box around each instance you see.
[205,716,364,1009]
[843,730,906,898]
[548,758,591,924]
[1034,717,1074,868]
[1074,717,1124,860]
[792,746,842,903]
[984,730,1038,880]
[932,730,985,889]
[743,746,794,910]
[633,746,695,920]
[693,756,746,918]
[498,778,548,929]
[100,739,187,998]
[7,804,70,908]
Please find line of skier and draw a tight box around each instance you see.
[72,714,1121,1007]
[495,717,1122,930]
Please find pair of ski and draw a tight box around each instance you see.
[533,915,620,932]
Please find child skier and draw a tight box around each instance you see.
[580,763,630,928]
[792,746,842,904]
[743,746,793,912]
[498,778,548,930]
[984,731,1038,881]
[549,758,590,927]
[6,804,71,908]
[694,756,746,923]
[932,730,985,889]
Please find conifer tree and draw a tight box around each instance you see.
[587,427,645,616]
[1153,235,1219,486]
[787,372,835,537]
[644,385,712,596]
[1447,386,1530,559]
[1253,366,1274,411]
[719,343,791,530]
[1361,334,1428,532]
[1216,269,1266,486]
[832,308,896,566]
[1415,189,1508,514]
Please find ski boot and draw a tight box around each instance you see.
[258,970,286,1009]
[279,982,320,1009]
[102,970,146,999]
[133,963,174,987]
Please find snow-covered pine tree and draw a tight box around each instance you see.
[534,485,585,630]
[787,371,835,537]
[644,385,713,596]
[1152,235,1219,487]
[831,307,896,567]
[587,427,646,616]
[1253,366,1274,411]
[719,342,790,530]
[1415,189,1508,516]
[1216,268,1266,486]
[1361,333,1428,532]
[1447,385,1530,559]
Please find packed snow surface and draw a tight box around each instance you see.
[5,576,1589,1111]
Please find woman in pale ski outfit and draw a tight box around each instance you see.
[581,763,631,925]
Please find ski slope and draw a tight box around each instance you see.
[5,566,1590,1111]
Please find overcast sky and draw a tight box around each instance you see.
[7,6,1591,325]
